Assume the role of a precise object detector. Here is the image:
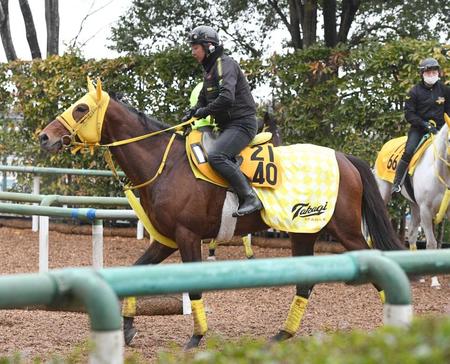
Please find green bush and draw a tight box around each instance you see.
[157,316,450,364]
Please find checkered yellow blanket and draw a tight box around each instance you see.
[255,144,339,233]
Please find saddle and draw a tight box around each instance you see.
[186,128,282,189]
[374,134,433,184]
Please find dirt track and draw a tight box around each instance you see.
[0,226,449,363]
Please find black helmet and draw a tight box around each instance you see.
[189,26,220,46]
[419,58,440,73]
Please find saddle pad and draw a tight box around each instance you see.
[255,144,339,233]
[186,130,281,189]
[375,136,432,183]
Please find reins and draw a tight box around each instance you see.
[429,127,450,224]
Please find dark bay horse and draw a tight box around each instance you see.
[39,79,405,349]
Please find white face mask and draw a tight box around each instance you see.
[423,74,439,85]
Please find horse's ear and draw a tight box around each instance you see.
[87,77,95,93]
[445,113,450,127]
[96,78,103,101]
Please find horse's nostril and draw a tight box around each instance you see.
[39,134,49,144]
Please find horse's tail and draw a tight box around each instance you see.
[345,154,405,251]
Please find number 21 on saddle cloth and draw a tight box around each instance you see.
[186,129,281,189]
[186,129,340,233]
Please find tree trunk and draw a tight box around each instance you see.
[288,0,303,49]
[0,0,17,61]
[323,0,337,47]
[337,0,361,43]
[19,0,41,59]
[45,0,59,56]
[301,0,317,48]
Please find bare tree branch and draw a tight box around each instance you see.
[70,0,114,48]
[19,0,41,59]
[45,0,59,56]
[0,0,17,61]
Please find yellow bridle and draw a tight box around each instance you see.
[56,78,110,154]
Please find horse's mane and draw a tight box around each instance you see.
[109,92,174,132]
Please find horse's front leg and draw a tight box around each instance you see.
[176,225,206,349]
[123,240,177,346]
[407,204,421,251]
[419,206,438,250]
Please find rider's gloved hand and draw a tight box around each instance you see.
[194,107,209,119]
[424,121,438,134]
[181,108,197,123]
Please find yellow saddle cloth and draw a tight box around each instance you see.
[187,131,340,233]
[255,144,339,233]
[186,129,282,189]
[375,136,432,183]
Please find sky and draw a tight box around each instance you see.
[0,0,132,62]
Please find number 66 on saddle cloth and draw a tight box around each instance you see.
[186,129,340,233]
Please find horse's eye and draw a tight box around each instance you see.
[76,105,88,113]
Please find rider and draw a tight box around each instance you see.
[182,25,262,216]
[391,57,450,194]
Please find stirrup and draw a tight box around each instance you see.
[391,184,401,194]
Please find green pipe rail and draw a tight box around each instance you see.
[2,249,450,361]
[0,165,125,177]
[0,202,136,221]
[0,191,129,206]
[385,249,450,275]
[98,250,411,307]
[0,270,122,363]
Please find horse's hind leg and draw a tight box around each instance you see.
[242,234,254,259]
[123,240,177,346]
[272,232,317,341]
[175,225,206,349]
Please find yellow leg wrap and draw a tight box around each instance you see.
[122,296,137,317]
[191,299,208,336]
[379,290,385,304]
[284,295,308,335]
[242,235,254,258]
[208,239,217,250]
[409,243,417,251]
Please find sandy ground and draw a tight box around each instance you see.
[0,226,449,363]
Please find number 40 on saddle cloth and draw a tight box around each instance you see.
[186,130,340,233]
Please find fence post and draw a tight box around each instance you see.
[92,220,104,269]
[136,220,144,240]
[32,176,40,232]
[38,216,49,272]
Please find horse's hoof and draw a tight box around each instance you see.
[246,255,255,259]
[270,330,293,342]
[123,317,137,346]
[207,256,216,261]
[124,326,137,346]
[184,334,203,350]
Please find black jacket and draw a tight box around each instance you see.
[196,48,256,129]
[404,80,450,130]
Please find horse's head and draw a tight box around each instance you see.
[39,78,110,153]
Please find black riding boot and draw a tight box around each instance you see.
[228,170,263,217]
[391,159,409,194]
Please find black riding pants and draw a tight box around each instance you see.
[401,127,426,163]
[208,118,257,182]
